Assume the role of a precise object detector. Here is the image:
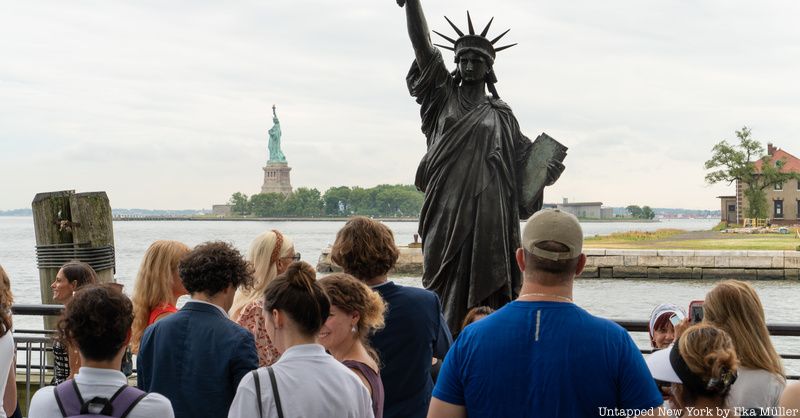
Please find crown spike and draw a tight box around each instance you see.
[432,30,457,45]
[480,17,494,37]
[433,43,455,51]
[494,43,517,52]
[490,28,511,45]
[466,11,475,35]
[443,16,464,37]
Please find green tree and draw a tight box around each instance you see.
[284,188,323,216]
[250,193,286,217]
[641,206,655,220]
[626,205,643,218]
[323,186,352,216]
[229,192,250,215]
[704,126,800,218]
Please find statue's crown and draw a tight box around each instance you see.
[433,12,516,65]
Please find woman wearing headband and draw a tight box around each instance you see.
[230,229,299,366]
[648,303,685,349]
[646,323,738,417]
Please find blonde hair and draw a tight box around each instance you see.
[676,323,739,404]
[130,240,190,353]
[229,230,293,321]
[318,273,386,363]
[704,280,784,378]
[0,265,13,337]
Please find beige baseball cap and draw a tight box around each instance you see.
[522,209,583,260]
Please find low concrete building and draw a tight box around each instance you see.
[717,196,737,224]
[211,204,232,217]
[556,198,613,219]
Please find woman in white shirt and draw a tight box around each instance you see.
[228,262,373,418]
[0,265,16,418]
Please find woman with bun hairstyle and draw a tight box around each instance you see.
[318,273,386,418]
[228,262,374,418]
[646,323,738,416]
[704,280,785,409]
[51,260,97,384]
[230,229,298,366]
[130,240,190,354]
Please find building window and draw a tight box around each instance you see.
[728,204,736,212]
[797,200,800,219]
[774,182,783,191]
[774,200,783,218]
[797,179,800,191]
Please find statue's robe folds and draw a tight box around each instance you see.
[408,49,539,334]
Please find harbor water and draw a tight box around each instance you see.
[3,216,800,373]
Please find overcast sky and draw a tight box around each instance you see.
[2,0,799,211]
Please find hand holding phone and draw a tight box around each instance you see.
[688,300,704,323]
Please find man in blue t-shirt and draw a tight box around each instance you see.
[429,209,663,418]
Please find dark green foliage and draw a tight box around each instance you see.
[231,184,425,217]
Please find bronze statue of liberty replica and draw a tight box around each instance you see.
[396,0,567,333]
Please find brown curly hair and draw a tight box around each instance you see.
[57,284,133,361]
[179,241,254,296]
[318,273,386,362]
[330,217,399,281]
[263,261,330,336]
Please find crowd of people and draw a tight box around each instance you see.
[1,210,800,417]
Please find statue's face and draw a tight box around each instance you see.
[458,51,489,84]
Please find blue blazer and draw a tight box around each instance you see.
[370,282,453,418]
[137,301,258,418]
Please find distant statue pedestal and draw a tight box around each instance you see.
[261,162,293,196]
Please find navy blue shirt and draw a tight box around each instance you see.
[370,281,452,418]
[434,301,663,418]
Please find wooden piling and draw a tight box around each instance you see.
[31,190,115,330]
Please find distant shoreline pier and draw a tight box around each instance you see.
[318,247,800,280]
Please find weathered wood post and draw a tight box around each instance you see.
[31,190,115,330]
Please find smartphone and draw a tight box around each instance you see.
[689,300,704,323]
[669,312,684,327]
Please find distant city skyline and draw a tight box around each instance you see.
[3,1,799,211]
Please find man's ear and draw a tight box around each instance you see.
[515,248,526,273]
[575,254,587,276]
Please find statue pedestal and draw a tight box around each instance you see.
[261,162,293,196]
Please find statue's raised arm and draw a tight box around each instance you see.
[397,0,436,69]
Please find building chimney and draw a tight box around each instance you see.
[767,143,776,156]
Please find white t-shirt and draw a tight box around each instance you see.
[28,367,174,418]
[228,344,373,418]
[727,367,785,409]
[0,332,14,418]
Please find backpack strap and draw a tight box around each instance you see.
[267,367,284,418]
[54,380,84,417]
[53,380,147,418]
[251,370,263,418]
[108,385,147,418]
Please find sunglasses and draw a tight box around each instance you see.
[281,253,301,262]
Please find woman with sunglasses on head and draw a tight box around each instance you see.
[228,262,373,418]
[51,260,97,384]
[646,323,738,417]
[230,229,299,366]
[0,266,17,418]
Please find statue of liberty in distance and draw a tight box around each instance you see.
[268,105,287,163]
[395,0,568,333]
